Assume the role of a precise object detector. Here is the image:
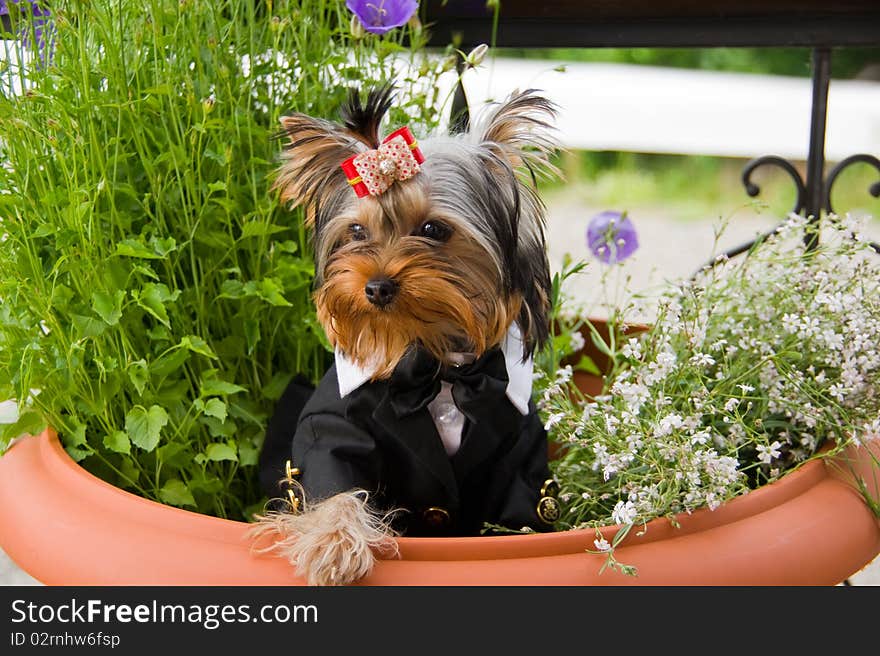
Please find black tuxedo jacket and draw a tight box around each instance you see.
[259,347,554,536]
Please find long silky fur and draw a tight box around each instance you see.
[260,88,561,586]
[340,83,395,148]
[471,88,561,184]
[248,489,399,586]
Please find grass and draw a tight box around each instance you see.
[0,0,446,521]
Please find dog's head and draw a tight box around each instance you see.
[274,84,559,377]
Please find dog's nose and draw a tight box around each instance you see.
[364,277,398,307]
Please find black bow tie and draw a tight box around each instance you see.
[387,347,510,423]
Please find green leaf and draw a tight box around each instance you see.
[589,330,613,358]
[146,325,172,342]
[134,283,179,327]
[94,355,119,376]
[200,370,247,397]
[0,410,46,445]
[72,314,107,338]
[156,442,193,472]
[128,359,149,395]
[218,279,244,299]
[158,479,196,508]
[32,224,56,238]
[150,237,177,257]
[180,335,218,360]
[50,284,74,311]
[244,319,260,355]
[144,83,173,95]
[262,372,294,401]
[125,405,169,452]
[65,445,94,462]
[103,430,131,455]
[203,398,227,422]
[199,415,237,439]
[207,181,227,193]
[240,222,288,239]
[119,457,140,486]
[575,355,602,376]
[204,148,227,166]
[204,442,238,462]
[244,278,292,307]
[116,239,163,259]
[229,399,267,426]
[188,473,223,495]
[91,290,125,326]
[61,420,88,448]
[151,348,190,378]
[131,263,160,281]
[238,443,259,467]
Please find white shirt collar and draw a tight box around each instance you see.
[334,324,534,415]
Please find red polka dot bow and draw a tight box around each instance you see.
[341,127,425,198]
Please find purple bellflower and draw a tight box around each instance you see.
[587,210,639,264]
[346,0,418,36]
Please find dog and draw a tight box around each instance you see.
[250,84,562,586]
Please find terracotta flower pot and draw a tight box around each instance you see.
[2,318,878,585]
[1,427,878,585]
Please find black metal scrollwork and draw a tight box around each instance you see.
[823,154,880,215]
[741,155,807,215]
[698,157,806,269]
[700,49,879,270]
[824,154,880,253]
[706,149,880,269]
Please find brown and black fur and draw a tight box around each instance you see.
[250,85,561,585]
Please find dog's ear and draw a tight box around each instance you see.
[273,113,362,224]
[273,85,396,225]
[512,190,552,360]
[474,89,560,182]
[472,90,558,359]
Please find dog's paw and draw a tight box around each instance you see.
[249,490,397,586]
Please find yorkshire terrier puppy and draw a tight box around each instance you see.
[251,84,562,586]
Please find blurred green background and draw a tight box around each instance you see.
[511,47,880,222]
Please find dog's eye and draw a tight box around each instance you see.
[418,221,452,242]
[349,224,367,241]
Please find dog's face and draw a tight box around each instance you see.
[274,86,558,377]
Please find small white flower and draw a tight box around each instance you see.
[690,430,711,446]
[543,412,566,431]
[781,313,800,334]
[612,500,637,525]
[756,440,782,464]
[689,352,715,367]
[654,413,684,437]
[593,537,612,552]
[621,338,642,359]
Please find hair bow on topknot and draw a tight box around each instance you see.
[341,127,425,197]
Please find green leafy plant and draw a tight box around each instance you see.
[536,213,880,574]
[0,0,451,520]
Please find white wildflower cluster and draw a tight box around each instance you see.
[538,214,880,530]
